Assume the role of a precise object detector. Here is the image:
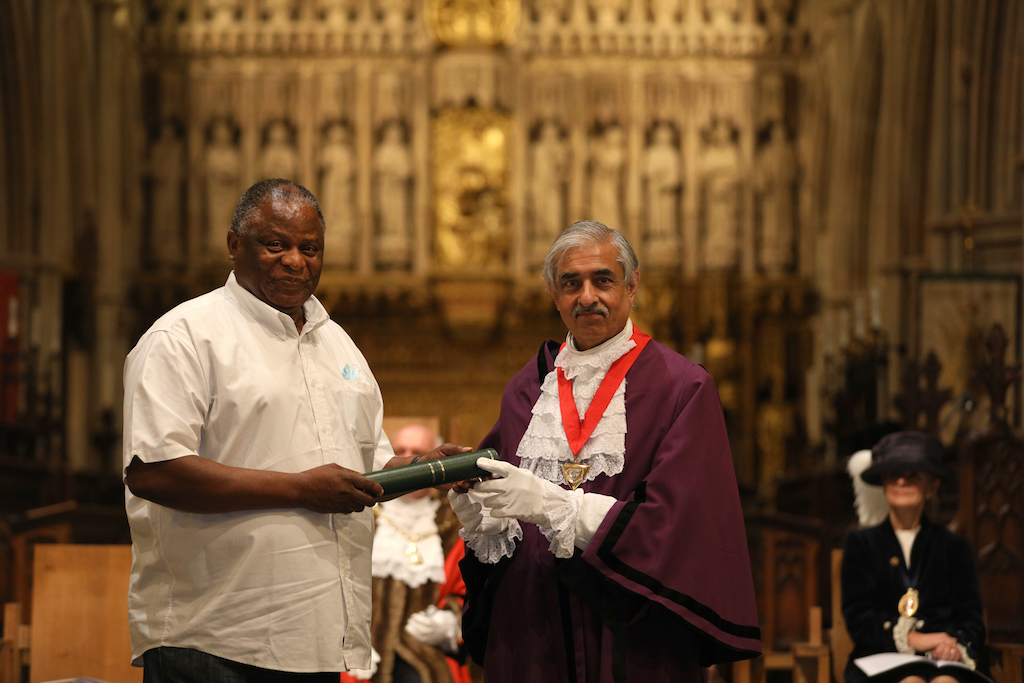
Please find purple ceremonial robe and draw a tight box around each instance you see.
[461,338,761,683]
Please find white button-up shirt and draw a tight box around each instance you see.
[123,272,393,673]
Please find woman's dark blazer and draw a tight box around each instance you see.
[841,515,986,683]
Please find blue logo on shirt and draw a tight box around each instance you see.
[342,364,362,381]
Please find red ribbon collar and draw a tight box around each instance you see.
[556,327,651,458]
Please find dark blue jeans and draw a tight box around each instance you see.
[142,647,340,683]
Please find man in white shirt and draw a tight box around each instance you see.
[123,178,464,683]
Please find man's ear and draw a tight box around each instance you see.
[226,231,239,261]
[627,269,640,296]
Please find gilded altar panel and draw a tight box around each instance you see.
[431,107,512,272]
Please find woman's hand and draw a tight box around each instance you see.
[906,631,962,661]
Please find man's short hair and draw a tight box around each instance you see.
[543,220,639,289]
[231,178,326,236]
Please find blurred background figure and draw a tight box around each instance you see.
[841,432,986,683]
[343,422,470,683]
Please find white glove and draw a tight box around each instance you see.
[347,647,380,680]
[448,488,509,535]
[474,458,571,528]
[405,605,460,654]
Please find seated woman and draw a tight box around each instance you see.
[841,431,986,683]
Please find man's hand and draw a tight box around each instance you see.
[384,442,473,469]
[472,458,572,527]
[405,605,460,654]
[346,648,380,681]
[381,443,474,498]
[448,488,509,535]
[125,455,383,515]
[295,464,383,514]
[907,631,962,661]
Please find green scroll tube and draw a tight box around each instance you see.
[364,448,498,498]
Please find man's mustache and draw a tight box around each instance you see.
[572,303,609,319]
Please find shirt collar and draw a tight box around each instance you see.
[224,271,330,339]
[566,318,634,356]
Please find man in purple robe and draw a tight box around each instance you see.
[448,220,761,682]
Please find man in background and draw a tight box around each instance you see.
[343,423,472,683]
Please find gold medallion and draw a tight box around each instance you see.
[561,463,590,490]
[898,588,919,617]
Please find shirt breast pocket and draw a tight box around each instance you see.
[337,377,380,462]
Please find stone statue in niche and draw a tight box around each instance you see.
[756,376,794,508]
[373,121,413,267]
[535,0,567,26]
[651,0,681,27]
[147,120,186,268]
[260,120,299,181]
[315,0,350,22]
[589,123,625,229]
[530,121,570,264]
[205,119,241,252]
[591,0,627,27]
[700,117,741,271]
[755,122,798,274]
[319,122,357,268]
[378,0,409,27]
[152,0,189,24]
[317,124,358,268]
[206,0,239,24]
[760,0,794,30]
[262,0,295,23]
[705,0,738,25]
[642,123,682,262]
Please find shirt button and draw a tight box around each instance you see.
[321,426,328,433]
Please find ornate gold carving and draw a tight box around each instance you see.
[427,0,520,47]
[432,107,511,270]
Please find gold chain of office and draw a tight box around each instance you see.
[377,513,435,565]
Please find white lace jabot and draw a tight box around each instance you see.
[463,320,636,563]
[516,319,634,485]
[371,496,445,588]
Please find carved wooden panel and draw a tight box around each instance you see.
[959,429,1024,642]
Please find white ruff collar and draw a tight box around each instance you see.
[371,496,445,587]
[516,320,635,486]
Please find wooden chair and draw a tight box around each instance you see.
[734,516,829,683]
[734,605,830,683]
[827,548,854,683]
[0,603,29,683]
[0,544,140,683]
[989,643,1024,683]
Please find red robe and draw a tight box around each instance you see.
[437,539,473,683]
[461,338,761,683]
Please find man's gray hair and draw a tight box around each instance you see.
[231,178,325,236]
[542,220,639,288]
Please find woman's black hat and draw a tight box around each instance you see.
[860,431,946,485]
